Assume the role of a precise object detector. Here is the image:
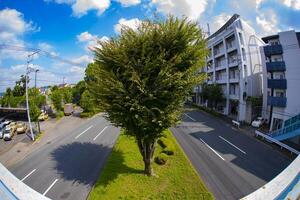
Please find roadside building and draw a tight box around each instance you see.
[261,30,300,132]
[196,14,264,123]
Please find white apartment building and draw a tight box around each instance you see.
[261,30,300,132]
[198,14,263,123]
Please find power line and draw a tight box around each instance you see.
[0,44,86,67]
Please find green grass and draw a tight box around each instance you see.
[88,130,213,200]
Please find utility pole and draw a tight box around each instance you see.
[34,68,39,88]
[62,76,65,86]
[25,50,39,141]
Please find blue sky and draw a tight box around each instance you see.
[0,0,300,92]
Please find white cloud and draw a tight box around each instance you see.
[115,0,141,7]
[256,9,280,35]
[77,31,109,51]
[209,13,232,33]
[46,0,110,17]
[151,0,211,20]
[77,31,95,42]
[281,0,300,10]
[114,18,141,34]
[73,55,93,64]
[0,8,39,62]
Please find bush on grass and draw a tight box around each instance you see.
[158,137,175,155]
[155,153,168,165]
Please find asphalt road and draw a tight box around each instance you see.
[8,115,120,200]
[172,109,292,200]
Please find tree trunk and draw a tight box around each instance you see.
[137,138,156,176]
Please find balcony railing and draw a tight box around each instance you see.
[267,79,287,89]
[267,96,287,107]
[266,61,286,72]
[264,44,283,57]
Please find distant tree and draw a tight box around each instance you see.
[87,16,207,176]
[72,80,86,104]
[61,87,72,104]
[12,75,27,96]
[80,90,96,113]
[51,85,58,92]
[209,84,224,109]
[201,84,224,109]
[51,89,63,111]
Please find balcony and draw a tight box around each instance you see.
[267,96,287,107]
[267,79,287,89]
[264,44,283,57]
[266,61,286,72]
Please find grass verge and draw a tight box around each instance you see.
[88,130,213,200]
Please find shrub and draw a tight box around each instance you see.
[80,112,95,118]
[162,146,175,155]
[158,137,175,155]
[155,153,168,165]
[55,111,64,119]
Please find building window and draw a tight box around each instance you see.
[242,48,246,61]
[275,91,285,97]
[239,32,244,45]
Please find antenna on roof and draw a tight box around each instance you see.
[207,23,210,36]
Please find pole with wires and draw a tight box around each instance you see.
[25,51,40,141]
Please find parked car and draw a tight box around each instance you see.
[38,112,49,121]
[16,122,27,134]
[0,127,3,139]
[251,117,264,128]
[3,125,15,141]
[64,104,74,116]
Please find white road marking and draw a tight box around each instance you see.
[75,125,93,139]
[43,179,58,196]
[184,113,196,121]
[219,136,246,154]
[93,126,108,141]
[200,138,225,161]
[21,169,36,181]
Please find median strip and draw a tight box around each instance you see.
[93,126,108,141]
[43,178,58,196]
[21,169,36,182]
[219,136,246,154]
[200,138,225,161]
[75,125,93,139]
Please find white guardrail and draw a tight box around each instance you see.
[241,155,300,200]
[0,163,50,200]
[241,130,300,200]
[254,130,300,155]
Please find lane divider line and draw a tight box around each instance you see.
[219,136,246,154]
[75,125,93,139]
[184,113,196,121]
[200,138,225,161]
[21,169,36,181]
[93,126,108,141]
[43,178,58,196]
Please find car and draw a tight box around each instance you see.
[0,127,3,139]
[16,122,27,134]
[3,125,15,141]
[251,117,264,128]
[38,112,48,121]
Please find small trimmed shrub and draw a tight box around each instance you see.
[80,112,95,118]
[158,137,175,155]
[162,146,175,155]
[155,153,168,165]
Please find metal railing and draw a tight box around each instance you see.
[269,121,300,138]
[256,130,300,155]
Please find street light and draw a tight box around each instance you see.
[25,50,40,141]
[34,69,39,88]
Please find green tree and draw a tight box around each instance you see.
[80,90,96,113]
[72,80,86,104]
[87,17,207,176]
[12,75,27,97]
[201,84,224,109]
[61,87,72,104]
[51,89,63,111]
